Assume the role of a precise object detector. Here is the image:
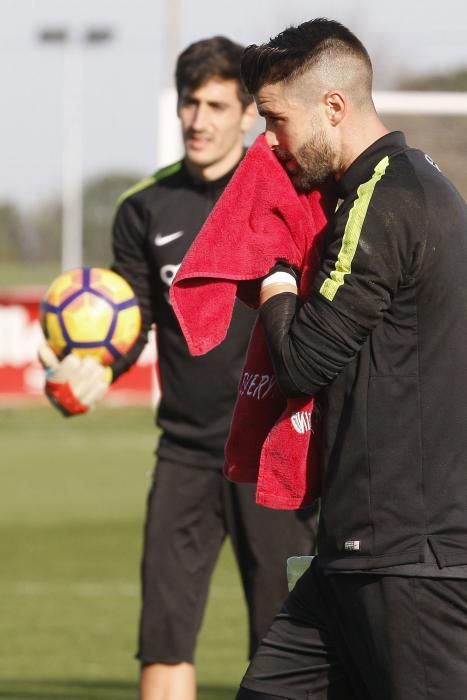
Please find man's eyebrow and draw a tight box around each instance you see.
[258,108,282,118]
[207,100,229,108]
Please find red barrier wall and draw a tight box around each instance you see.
[0,288,159,406]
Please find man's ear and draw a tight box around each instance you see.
[325,91,346,126]
[241,101,258,133]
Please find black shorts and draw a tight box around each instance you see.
[238,557,467,700]
[137,459,318,665]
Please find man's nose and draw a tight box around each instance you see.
[192,104,208,130]
[264,129,279,148]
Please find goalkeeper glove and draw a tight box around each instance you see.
[38,343,112,417]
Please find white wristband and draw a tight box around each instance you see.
[261,270,297,290]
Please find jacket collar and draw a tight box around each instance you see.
[336,131,407,199]
[182,151,245,193]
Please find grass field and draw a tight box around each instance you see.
[0,406,248,700]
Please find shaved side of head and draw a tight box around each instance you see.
[242,18,374,113]
[285,45,375,113]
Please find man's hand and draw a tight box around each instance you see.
[38,344,112,417]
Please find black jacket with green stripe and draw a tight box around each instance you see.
[111,160,255,468]
[261,131,467,570]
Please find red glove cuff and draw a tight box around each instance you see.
[45,380,89,417]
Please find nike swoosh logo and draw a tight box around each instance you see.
[154,231,184,246]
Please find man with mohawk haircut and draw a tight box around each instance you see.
[236,17,467,700]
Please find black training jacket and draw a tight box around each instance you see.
[111,160,255,468]
[261,132,467,570]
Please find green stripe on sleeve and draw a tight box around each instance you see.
[320,155,390,302]
[116,161,183,208]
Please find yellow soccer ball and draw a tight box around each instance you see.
[40,267,142,365]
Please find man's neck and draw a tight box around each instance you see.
[184,142,244,183]
[336,118,389,181]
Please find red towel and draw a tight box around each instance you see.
[224,218,325,509]
[256,395,322,509]
[170,133,332,355]
[170,133,335,509]
[225,317,286,483]
[224,317,322,509]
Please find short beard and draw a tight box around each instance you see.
[289,133,334,192]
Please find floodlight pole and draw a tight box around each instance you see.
[62,33,83,272]
[156,0,183,168]
[38,28,113,271]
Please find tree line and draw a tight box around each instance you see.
[1,68,466,271]
[0,173,140,267]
